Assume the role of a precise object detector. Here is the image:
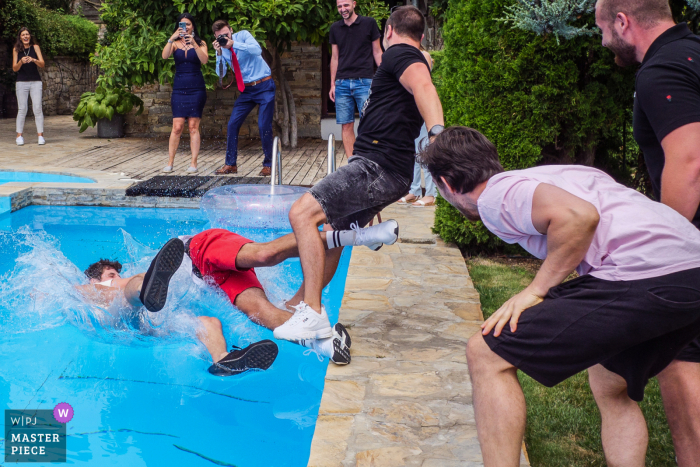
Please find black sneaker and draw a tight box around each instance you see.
[139,238,185,312]
[208,340,279,376]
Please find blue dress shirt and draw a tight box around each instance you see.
[215,30,271,83]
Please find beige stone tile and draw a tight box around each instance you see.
[445,301,483,321]
[371,372,443,397]
[368,401,440,428]
[319,381,366,415]
[338,308,373,324]
[326,358,382,378]
[355,447,423,467]
[443,322,483,340]
[308,415,354,467]
[346,267,396,279]
[349,252,394,268]
[345,277,393,291]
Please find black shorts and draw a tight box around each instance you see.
[309,155,411,231]
[484,268,700,401]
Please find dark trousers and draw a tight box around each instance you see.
[225,78,276,167]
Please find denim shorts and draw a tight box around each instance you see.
[309,156,411,231]
[334,78,372,124]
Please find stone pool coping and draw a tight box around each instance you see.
[0,166,199,215]
[307,204,529,467]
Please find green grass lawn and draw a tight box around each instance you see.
[467,259,677,466]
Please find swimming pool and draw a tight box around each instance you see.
[0,171,95,185]
[0,205,351,466]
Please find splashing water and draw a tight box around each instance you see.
[0,227,300,351]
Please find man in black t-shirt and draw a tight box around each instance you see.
[596,0,700,464]
[275,6,444,342]
[329,0,383,158]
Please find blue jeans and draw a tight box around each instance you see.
[410,124,436,198]
[226,78,276,167]
[334,78,371,124]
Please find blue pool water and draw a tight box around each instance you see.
[0,206,352,466]
[0,171,95,185]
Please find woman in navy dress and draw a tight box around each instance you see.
[161,13,208,173]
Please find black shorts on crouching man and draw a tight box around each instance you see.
[484,268,700,401]
[309,155,411,231]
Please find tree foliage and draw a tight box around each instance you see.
[1,0,98,59]
[92,0,388,146]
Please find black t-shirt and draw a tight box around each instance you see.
[353,44,429,180]
[16,46,41,82]
[329,15,381,80]
[633,23,700,228]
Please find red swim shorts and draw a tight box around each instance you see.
[187,229,263,304]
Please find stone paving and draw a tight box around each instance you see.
[309,204,528,467]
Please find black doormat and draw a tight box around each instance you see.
[126,176,267,198]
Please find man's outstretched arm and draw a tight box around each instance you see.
[398,62,444,131]
[482,183,600,337]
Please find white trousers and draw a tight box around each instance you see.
[16,81,44,134]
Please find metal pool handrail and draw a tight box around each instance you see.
[271,136,283,187]
[327,134,336,175]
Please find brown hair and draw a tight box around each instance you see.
[14,27,37,55]
[386,5,425,42]
[212,19,230,35]
[419,126,504,194]
[597,0,672,27]
[85,259,122,280]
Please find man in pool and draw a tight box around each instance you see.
[79,239,279,377]
[81,220,398,371]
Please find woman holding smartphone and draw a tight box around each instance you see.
[12,27,45,146]
[161,13,208,173]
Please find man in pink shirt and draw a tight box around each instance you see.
[421,126,700,466]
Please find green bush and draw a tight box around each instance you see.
[431,0,638,253]
[1,0,98,59]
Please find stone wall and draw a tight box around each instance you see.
[124,42,322,139]
[42,56,100,116]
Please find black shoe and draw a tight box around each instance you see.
[333,322,352,349]
[139,238,185,312]
[208,340,279,376]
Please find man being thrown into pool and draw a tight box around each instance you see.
[79,220,398,373]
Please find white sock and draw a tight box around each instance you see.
[299,336,335,358]
[326,230,356,249]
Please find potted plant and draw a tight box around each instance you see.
[73,85,144,137]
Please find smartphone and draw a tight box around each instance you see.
[179,22,187,31]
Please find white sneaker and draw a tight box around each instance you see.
[273,301,332,341]
[351,219,399,251]
[38,136,45,145]
[16,136,24,146]
[186,166,198,173]
[162,165,173,173]
[299,323,352,365]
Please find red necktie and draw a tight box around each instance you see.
[229,47,245,92]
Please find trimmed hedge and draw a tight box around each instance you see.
[432,0,637,253]
[1,0,98,59]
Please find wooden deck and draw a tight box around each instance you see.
[48,137,348,186]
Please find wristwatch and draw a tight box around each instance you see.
[167,39,173,44]
[428,124,444,138]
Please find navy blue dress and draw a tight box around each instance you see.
[171,47,207,118]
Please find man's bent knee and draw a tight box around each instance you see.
[289,193,326,227]
[199,316,222,330]
[589,365,629,400]
[466,332,513,376]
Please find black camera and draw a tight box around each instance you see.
[216,34,229,47]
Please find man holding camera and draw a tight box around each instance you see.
[212,20,275,177]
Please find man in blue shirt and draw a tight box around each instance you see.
[212,20,275,176]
